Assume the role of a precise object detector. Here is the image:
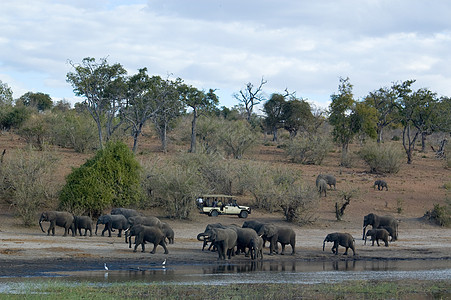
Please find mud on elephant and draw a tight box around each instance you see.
[39,211,75,237]
[323,232,356,255]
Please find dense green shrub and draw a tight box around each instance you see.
[59,141,143,216]
[424,200,451,227]
[285,134,332,165]
[0,105,30,130]
[358,141,403,173]
[0,149,59,226]
[18,113,52,150]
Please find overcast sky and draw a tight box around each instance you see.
[1,0,450,110]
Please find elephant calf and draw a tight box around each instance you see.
[323,232,356,255]
[133,225,168,254]
[373,180,388,191]
[317,178,327,197]
[160,222,175,244]
[316,174,336,190]
[365,229,389,247]
[249,236,263,260]
[73,216,93,237]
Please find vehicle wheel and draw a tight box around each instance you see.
[210,210,219,217]
[239,211,248,218]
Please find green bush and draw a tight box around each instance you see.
[424,200,451,227]
[59,141,143,216]
[0,105,30,130]
[285,134,332,165]
[358,142,403,173]
[0,149,59,226]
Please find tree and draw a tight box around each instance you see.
[219,119,258,159]
[329,77,361,166]
[0,80,13,106]
[18,92,53,111]
[234,77,267,122]
[179,85,219,153]
[394,80,420,164]
[263,93,286,141]
[59,141,142,216]
[282,98,313,139]
[66,57,127,149]
[122,68,158,153]
[364,85,400,143]
[151,77,184,152]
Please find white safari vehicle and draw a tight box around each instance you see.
[196,195,251,218]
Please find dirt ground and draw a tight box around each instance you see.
[0,131,450,276]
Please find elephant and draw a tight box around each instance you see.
[257,224,296,255]
[39,211,75,237]
[133,225,168,254]
[316,174,336,190]
[197,227,237,260]
[323,232,356,255]
[127,215,162,228]
[373,180,388,191]
[95,214,128,237]
[160,222,175,244]
[197,223,227,251]
[317,178,327,197]
[111,208,140,219]
[242,220,268,246]
[231,227,260,257]
[73,215,93,236]
[363,213,398,241]
[379,225,396,242]
[365,228,389,247]
[249,236,264,260]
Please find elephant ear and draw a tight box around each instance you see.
[266,225,277,237]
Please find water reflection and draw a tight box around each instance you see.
[52,259,451,285]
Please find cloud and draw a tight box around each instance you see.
[0,0,450,109]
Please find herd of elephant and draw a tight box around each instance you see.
[38,207,399,260]
[196,212,399,260]
[38,208,174,254]
[316,173,388,197]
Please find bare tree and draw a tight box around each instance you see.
[234,77,267,122]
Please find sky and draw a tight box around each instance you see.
[1,0,451,111]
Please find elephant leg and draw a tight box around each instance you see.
[117,229,122,238]
[150,242,158,254]
[159,240,169,254]
[343,247,349,255]
[101,225,107,237]
[376,239,380,247]
[280,244,286,255]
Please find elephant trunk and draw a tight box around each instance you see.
[362,225,367,240]
[364,233,367,245]
[95,224,99,235]
[39,219,45,233]
[197,233,208,241]
[322,239,326,251]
